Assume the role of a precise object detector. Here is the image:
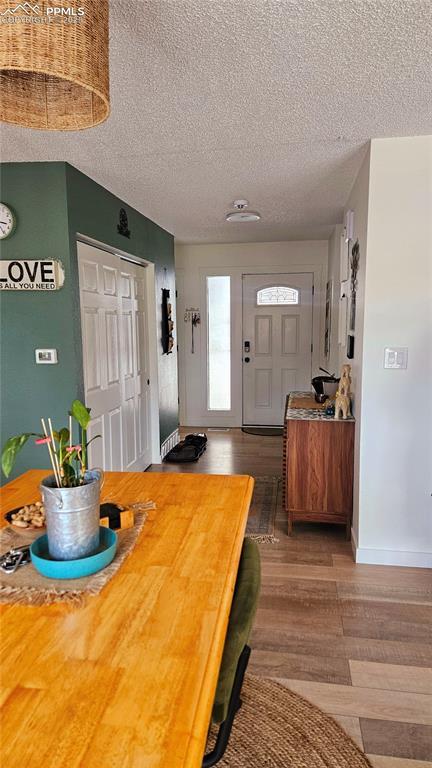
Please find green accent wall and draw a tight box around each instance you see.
[0,162,178,482]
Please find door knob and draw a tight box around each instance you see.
[244,356,250,363]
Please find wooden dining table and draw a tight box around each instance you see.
[0,470,254,768]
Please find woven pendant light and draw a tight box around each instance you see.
[0,0,109,130]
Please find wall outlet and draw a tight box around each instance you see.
[384,347,408,369]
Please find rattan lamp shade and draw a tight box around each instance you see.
[0,0,109,130]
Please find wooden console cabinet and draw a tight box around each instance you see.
[283,393,355,537]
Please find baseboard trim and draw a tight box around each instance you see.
[350,525,358,561]
[352,532,432,568]
[160,428,180,460]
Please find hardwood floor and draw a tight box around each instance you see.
[148,428,432,767]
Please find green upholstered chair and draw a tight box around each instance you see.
[203,537,261,767]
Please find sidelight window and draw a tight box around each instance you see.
[207,276,231,410]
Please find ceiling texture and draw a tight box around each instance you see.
[1,0,432,243]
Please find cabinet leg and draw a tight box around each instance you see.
[345,518,352,541]
[287,513,293,536]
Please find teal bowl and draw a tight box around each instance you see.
[30,526,117,580]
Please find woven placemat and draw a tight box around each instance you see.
[0,509,149,607]
[290,395,326,409]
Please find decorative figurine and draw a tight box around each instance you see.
[334,364,352,420]
[117,207,131,238]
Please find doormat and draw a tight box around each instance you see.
[246,476,280,543]
[242,426,283,436]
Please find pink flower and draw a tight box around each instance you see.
[35,437,51,445]
[66,445,81,453]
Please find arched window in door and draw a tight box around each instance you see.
[256,286,299,306]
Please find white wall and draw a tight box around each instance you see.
[332,137,432,566]
[324,150,371,546]
[175,240,328,427]
[341,147,371,544]
[355,136,432,567]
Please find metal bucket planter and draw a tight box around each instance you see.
[40,469,104,561]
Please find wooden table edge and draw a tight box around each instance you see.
[184,473,255,766]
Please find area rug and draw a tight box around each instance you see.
[245,476,280,543]
[208,674,372,768]
[242,426,283,436]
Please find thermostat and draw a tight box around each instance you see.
[35,349,58,364]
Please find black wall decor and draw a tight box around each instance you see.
[117,207,130,238]
[324,280,332,359]
[161,288,174,354]
[347,334,355,360]
[347,239,360,359]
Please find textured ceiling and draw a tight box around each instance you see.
[1,0,432,243]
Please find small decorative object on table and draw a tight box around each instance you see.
[315,393,328,404]
[0,545,31,574]
[100,503,134,530]
[30,527,117,580]
[334,364,352,420]
[5,502,46,530]
[1,399,103,561]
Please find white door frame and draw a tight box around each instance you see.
[76,233,161,464]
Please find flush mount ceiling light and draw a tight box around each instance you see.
[225,199,261,223]
[0,0,109,130]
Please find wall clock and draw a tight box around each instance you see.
[0,203,16,240]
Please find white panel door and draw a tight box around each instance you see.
[78,242,152,471]
[79,243,123,470]
[120,261,152,471]
[242,273,313,425]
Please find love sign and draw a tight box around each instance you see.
[0,260,65,290]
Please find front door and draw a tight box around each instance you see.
[242,273,314,425]
[78,241,152,471]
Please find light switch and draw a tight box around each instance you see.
[35,349,58,364]
[384,347,408,369]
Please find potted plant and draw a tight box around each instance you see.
[1,400,103,561]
